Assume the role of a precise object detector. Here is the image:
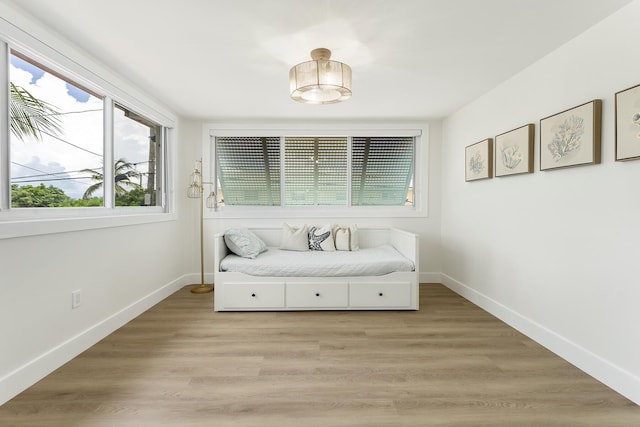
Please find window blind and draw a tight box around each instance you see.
[284,137,347,205]
[216,136,281,205]
[351,137,414,206]
[214,134,416,208]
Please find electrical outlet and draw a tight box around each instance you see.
[72,290,81,309]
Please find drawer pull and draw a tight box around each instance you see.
[251,293,256,297]
[378,292,384,297]
[315,292,320,297]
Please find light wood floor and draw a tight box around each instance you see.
[1,284,639,426]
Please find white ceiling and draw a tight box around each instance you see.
[6,0,634,121]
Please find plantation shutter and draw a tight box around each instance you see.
[284,137,347,205]
[216,136,281,205]
[351,136,414,206]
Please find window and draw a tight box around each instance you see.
[285,137,347,206]
[351,137,414,206]
[114,104,164,207]
[216,137,280,206]
[3,48,168,211]
[10,51,104,207]
[214,133,416,210]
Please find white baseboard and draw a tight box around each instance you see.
[184,272,214,286]
[419,272,441,284]
[0,275,191,406]
[440,274,640,406]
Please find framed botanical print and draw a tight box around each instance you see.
[465,138,493,181]
[540,100,601,171]
[494,124,534,177]
[615,83,640,161]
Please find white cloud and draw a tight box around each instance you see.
[10,62,153,200]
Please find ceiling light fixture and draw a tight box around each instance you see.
[289,48,352,104]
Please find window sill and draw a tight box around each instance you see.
[205,205,427,219]
[0,208,175,240]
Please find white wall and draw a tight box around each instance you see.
[0,118,202,405]
[441,0,640,405]
[0,4,197,404]
[0,211,195,405]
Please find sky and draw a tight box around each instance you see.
[10,54,152,201]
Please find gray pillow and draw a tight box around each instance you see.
[224,228,267,259]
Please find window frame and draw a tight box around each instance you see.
[204,124,428,219]
[0,15,176,239]
[113,102,167,209]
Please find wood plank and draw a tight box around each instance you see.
[1,284,638,426]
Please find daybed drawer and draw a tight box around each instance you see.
[222,283,285,309]
[349,282,412,308]
[286,282,348,308]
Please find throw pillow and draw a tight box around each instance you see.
[280,223,309,251]
[308,223,336,251]
[224,228,268,259]
[333,224,359,251]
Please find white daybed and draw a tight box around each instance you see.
[213,227,419,311]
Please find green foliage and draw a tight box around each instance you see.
[11,183,72,207]
[82,159,141,199]
[69,197,103,207]
[116,187,146,206]
[10,183,145,208]
[10,82,63,141]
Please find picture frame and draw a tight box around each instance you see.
[539,99,601,171]
[494,123,534,177]
[615,83,640,161]
[465,138,493,181]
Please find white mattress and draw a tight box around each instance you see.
[219,244,415,277]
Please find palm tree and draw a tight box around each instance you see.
[10,82,62,141]
[82,159,141,199]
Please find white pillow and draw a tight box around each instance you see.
[224,228,267,259]
[280,223,309,251]
[308,224,336,251]
[333,224,359,251]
